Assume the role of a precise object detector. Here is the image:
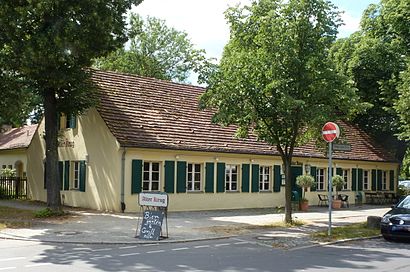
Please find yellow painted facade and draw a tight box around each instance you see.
[0,149,27,177]
[26,108,399,212]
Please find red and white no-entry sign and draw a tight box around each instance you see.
[322,122,340,143]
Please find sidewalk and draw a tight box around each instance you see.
[0,200,389,248]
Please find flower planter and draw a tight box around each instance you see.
[299,200,309,211]
[332,199,342,209]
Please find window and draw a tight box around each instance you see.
[2,165,6,169]
[225,164,239,191]
[259,166,270,191]
[316,168,325,191]
[187,163,201,191]
[59,113,77,130]
[73,161,80,190]
[382,170,387,190]
[143,162,160,191]
[342,169,349,190]
[363,170,370,190]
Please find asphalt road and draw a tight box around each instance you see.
[0,238,409,271]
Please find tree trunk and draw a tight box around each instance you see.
[283,156,293,223]
[44,89,61,212]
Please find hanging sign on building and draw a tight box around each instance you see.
[138,192,168,207]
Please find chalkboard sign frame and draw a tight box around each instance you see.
[135,193,169,240]
[138,210,165,240]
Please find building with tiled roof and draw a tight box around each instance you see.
[26,70,399,212]
[0,124,37,178]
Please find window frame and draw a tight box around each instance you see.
[187,163,202,192]
[143,161,161,192]
[363,170,370,191]
[259,165,271,191]
[382,170,388,191]
[316,168,326,191]
[342,169,349,190]
[225,164,239,192]
[72,161,80,190]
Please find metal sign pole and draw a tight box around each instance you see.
[328,142,333,236]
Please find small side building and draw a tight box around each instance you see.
[26,70,400,212]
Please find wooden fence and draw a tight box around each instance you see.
[0,177,27,199]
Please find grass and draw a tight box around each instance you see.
[0,206,36,229]
[312,222,381,242]
[0,205,72,230]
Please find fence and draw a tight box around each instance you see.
[0,177,28,199]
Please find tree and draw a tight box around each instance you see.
[0,0,142,211]
[330,0,410,163]
[200,0,360,223]
[94,13,208,83]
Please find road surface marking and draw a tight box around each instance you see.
[90,255,112,260]
[215,243,230,247]
[0,267,16,271]
[146,250,165,254]
[92,248,112,252]
[194,245,210,249]
[234,241,249,245]
[25,263,52,268]
[119,246,138,250]
[0,257,25,262]
[172,247,189,251]
[119,252,141,257]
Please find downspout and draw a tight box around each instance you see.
[120,147,126,213]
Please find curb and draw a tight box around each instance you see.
[0,233,235,245]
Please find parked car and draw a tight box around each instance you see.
[399,180,410,188]
[381,195,410,241]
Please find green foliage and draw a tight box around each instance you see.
[95,14,210,83]
[34,208,66,218]
[312,222,380,242]
[0,168,16,178]
[332,174,345,195]
[330,0,410,161]
[0,0,142,210]
[200,0,361,223]
[296,174,316,200]
[397,185,410,196]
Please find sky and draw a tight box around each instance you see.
[132,0,379,63]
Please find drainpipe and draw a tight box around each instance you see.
[120,147,126,213]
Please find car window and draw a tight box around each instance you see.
[397,196,410,209]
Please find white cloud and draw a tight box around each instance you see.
[338,11,361,37]
[132,0,250,61]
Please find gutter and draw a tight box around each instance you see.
[120,147,126,212]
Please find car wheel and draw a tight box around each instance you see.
[382,234,393,241]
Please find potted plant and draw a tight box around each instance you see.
[296,174,316,211]
[332,175,345,209]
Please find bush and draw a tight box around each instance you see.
[296,174,316,200]
[332,175,345,196]
[34,208,66,218]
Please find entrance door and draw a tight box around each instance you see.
[291,166,303,198]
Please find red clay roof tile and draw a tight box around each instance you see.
[91,70,396,163]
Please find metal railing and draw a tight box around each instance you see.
[0,177,28,199]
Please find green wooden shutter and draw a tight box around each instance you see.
[205,162,214,193]
[68,115,77,129]
[64,161,70,190]
[58,161,64,190]
[216,162,225,193]
[251,164,259,193]
[358,169,363,191]
[352,168,357,191]
[336,168,342,176]
[177,161,186,193]
[131,160,142,194]
[274,165,281,192]
[310,166,317,192]
[371,169,377,191]
[164,161,175,193]
[241,164,250,192]
[377,170,383,191]
[389,170,395,191]
[79,161,86,192]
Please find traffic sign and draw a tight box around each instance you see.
[322,122,340,143]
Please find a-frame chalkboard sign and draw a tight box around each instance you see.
[135,192,169,240]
